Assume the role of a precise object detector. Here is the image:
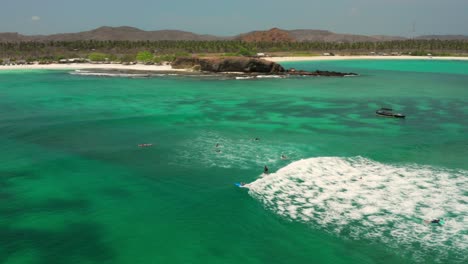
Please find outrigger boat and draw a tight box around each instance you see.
[376,108,405,118]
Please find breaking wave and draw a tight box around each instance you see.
[247,156,468,263]
[70,70,154,78]
[235,75,285,80]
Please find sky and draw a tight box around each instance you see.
[1,0,467,36]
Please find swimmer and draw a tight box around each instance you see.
[254,137,260,141]
[215,149,221,153]
[215,143,220,147]
[264,165,269,174]
[424,218,444,225]
[281,154,288,160]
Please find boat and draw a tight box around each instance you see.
[138,143,153,147]
[376,108,405,118]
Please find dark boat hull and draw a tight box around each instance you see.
[376,110,405,118]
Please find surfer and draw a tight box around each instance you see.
[264,165,269,174]
[237,182,249,188]
[138,143,153,148]
[215,143,220,147]
[424,218,444,225]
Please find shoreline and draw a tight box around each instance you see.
[0,63,188,72]
[264,55,468,62]
[1,55,467,72]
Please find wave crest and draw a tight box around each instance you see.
[248,156,468,263]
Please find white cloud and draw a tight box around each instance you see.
[31,16,41,21]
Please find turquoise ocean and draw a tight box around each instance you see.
[0,60,467,264]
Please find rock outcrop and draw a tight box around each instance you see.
[172,57,285,73]
[287,68,357,77]
[172,57,357,77]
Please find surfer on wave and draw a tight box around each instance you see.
[424,218,444,225]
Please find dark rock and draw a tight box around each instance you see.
[172,57,285,73]
[172,57,356,77]
[286,69,357,77]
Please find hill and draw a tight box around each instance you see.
[415,35,468,40]
[237,28,295,42]
[287,29,406,42]
[0,26,467,43]
[0,26,224,42]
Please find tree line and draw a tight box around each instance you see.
[1,39,467,61]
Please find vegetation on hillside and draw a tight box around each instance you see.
[0,39,467,62]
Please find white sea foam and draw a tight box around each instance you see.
[70,70,152,78]
[256,75,284,79]
[173,131,303,169]
[235,76,255,80]
[247,157,468,263]
[235,75,285,80]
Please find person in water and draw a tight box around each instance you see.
[264,165,269,174]
[424,218,443,225]
[281,154,288,160]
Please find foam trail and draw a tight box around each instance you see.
[70,70,152,78]
[248,157,468,263]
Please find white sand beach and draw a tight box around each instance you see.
[264,55,468,62]
[1,56,467,72]
[0,63,187,72]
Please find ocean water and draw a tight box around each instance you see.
[0,60,467,264]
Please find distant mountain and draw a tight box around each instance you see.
[0,26,467,42]
[237,28,295,42]
[0,26,225,42]
[287,30,406,42]
[235,28,408,42]
[415,35,468,40]
[0,32,29,42]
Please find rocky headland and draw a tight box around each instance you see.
[172,57,285,73]
[172,57,357,77]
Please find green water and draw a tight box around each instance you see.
[0,60,467,264]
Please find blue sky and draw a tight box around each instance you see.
[1,0,467,36]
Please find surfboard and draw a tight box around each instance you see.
[235,182,250,188]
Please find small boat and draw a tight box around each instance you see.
[376,108,405,118]
[138,143,153,148]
